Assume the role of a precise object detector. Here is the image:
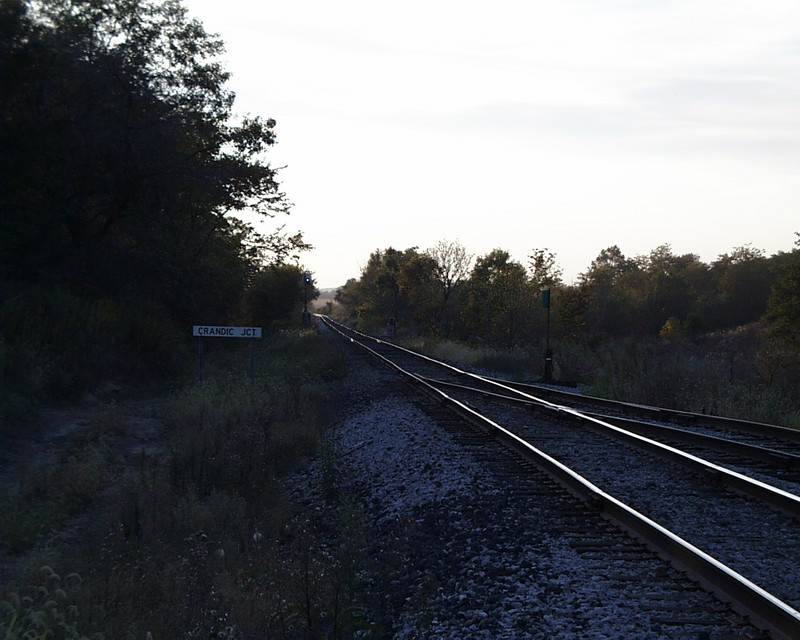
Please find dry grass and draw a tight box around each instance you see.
[409,330,799,428]
[1,330,375,639]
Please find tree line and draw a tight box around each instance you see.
[334,238,800,373]
[1,0,316,407]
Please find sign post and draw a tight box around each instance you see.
[192,326,263,382]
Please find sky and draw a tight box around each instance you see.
[183,0,800,288]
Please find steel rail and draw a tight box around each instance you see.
[490,377,800,445]
[331,316,800,449]
[319,315,800,640]
[467,374,800,520]
[319,317,800,517]
[422,376,800,469]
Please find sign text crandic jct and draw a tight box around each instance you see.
[192,326,262,338]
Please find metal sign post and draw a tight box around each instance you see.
[192,326,263,383]
[198,333,204,382]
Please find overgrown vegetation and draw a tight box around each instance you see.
[1,284,187,417]
[1,331,375,639]
[1,0,319,425]
[409,327,799,429]
[1,440,111,553]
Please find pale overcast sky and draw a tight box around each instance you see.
[184,0,800,288]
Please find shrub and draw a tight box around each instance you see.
[1,284,189,413]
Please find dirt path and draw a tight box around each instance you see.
[0,387,169,588]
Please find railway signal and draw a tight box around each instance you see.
[543,289,553,382]
[302,273,313,327]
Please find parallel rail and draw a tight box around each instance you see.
[494,377,800,446]
[319,317,800,516]
[318,315,800,640]
[425,375,800,517]
[424,376,800,475]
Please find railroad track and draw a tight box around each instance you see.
[427,377,800,490]
[492,378,800,461]
[318,315,800,640]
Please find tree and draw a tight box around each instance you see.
[528,248,563,290]
[581,246,632,285]
[763,234,800,383]
[243,264,319,328]
[464,249,532,347]
[334,277,362,320]
[1,0,306,325]
[396,251,439,331]
[638,245,707,335]
[426,240,472,336]
[427,240,473,299]
[334,247,437,333]
[710,245,773,329]
[1,0,311,402]
[578,246,634,335]
[576,245,714,336]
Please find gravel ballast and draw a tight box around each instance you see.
[283,346,769,639]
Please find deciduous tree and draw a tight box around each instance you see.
[426,240,472,336]
[528,248,563,290]
[1,0,306,325]
[243,264,319,328]
[710,245,773,328]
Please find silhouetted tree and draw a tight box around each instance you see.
[335,247,436,333]
[0,0,310,402]
[635,245,707,335]
[578,246,634,335]
[397,251,439,331]
[709,245,774,329]
[1,0,306,325]
[528,248,563,290]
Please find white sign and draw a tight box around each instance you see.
[193,326,262,338]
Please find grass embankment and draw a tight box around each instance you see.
[1,330,373,639]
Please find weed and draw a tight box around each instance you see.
[1,331,368,637]
[1,444,110,553]
[0,566,99,639]
[1,285,188,409]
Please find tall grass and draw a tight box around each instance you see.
[575,329,798,426]
[1,441,112,553]
[1,330,373,639]
[408,338,541,379]
[408,328,799,428]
